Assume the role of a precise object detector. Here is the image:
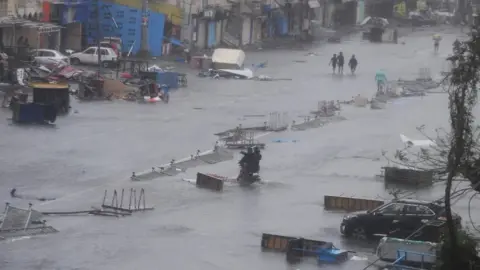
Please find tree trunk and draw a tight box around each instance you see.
[444,170,457,266]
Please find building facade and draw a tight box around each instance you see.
[0,0,61,51]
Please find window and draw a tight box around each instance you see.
[100,49,109,55]
[40,51,55,57]
[377,203,404,215]
[405,205,435,216]
[84,48,95,54]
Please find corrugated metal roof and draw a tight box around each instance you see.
[0,17,62,33]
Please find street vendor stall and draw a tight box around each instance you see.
[360,17,388,42]
[10,82,69,124]
[31,82,70,114]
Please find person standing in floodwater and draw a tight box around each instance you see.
[337,52,345,74]
[329,54,337,73]
[375,70,387,92]
[348,55,358,75]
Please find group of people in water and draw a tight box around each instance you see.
[238,146,262,179]
[329,52,358,75]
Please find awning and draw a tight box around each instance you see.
[165,37,185,47]
[308,0,321,8]
[0,16,62,33]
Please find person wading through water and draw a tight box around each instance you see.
[252,146,262,174]
[348,55,358,75]
[329,54,337,74]
[238,147,256,180]
[337,52,345,74]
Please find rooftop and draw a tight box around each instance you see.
[0,17,62,33]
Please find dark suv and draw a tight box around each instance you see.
[340,199,461,240]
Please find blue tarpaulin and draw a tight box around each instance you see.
[166,37,185,47]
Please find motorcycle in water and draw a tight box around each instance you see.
[237,163,260,185]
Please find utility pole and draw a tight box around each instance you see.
[96,0,102,78]
[137,0,150,58]
[457,0,466,23]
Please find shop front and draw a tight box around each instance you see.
[194,7,227,49]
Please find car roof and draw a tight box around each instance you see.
[393,199,441,207]
[83,47,116,54]
[33,49,59,53]
[86,46,114,50]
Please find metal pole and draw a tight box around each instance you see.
[96,0,101,78]
[188,0,193,49]
[137,0,150,58]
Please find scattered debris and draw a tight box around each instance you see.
[98,188,153,215]
[261,233,349,264]
[370,98,387,110]
[243,114,266,118]
[225,131,265,149]
[266,112,289,131]
[310,100,341,117]
[10,188,56,202]
[291,115,346,131]
[372,237,437,269]
[400,134,436,147]
[196,172,226,191]
[131,146,233,181]
[324,195,384,212]
[41,189,153,217]
[215,113,288,141]
[0,203,58,241]
[353,95,369,107]
[381,166,434,186]
[253,76,292,81]
[272,139,298,143]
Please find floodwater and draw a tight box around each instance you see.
[1,27,479,270]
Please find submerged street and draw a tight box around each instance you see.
[0,27,477,270]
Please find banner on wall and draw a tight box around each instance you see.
[393,1,406,17]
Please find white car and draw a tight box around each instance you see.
[30,49,69,66]
[69,47,118,68]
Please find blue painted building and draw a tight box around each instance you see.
[47,0,89,51]
[84,0,166,56]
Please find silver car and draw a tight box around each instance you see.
[30,49,69,66]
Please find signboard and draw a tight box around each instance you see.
[204,9,215,19]
[393,1,406,17]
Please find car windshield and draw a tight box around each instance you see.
[375,203,404,215]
